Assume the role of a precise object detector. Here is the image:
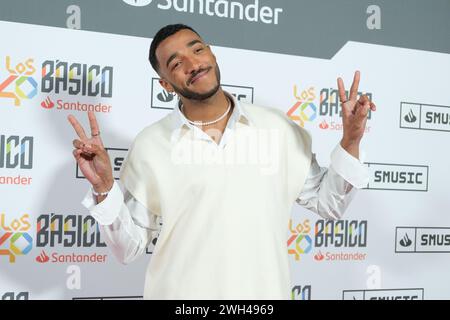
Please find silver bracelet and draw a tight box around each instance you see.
[92,184,113,197]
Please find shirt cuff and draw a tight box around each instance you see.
[81,181,124,225]
[330,143,369,189]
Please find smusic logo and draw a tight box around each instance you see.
[150,78,254,109]
[396,226,450,253]
[364,162,428,192]
[343,288,424,300]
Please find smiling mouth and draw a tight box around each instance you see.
[189,68,211,85]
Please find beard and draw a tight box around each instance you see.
[170,65,221,101]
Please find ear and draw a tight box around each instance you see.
[159,78,174,93]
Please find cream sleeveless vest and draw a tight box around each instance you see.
[120,101,312,299]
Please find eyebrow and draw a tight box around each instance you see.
[165,39,204,68]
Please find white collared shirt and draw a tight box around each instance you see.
[173,94,251,148]
[81,94,369,298]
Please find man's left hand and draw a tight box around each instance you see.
[337,70,377,159]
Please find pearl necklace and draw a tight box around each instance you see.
[180,99,231,126]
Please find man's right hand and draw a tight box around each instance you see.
[68,111,114,195]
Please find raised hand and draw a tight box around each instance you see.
[68,111,114,194]
[337,71,377,158]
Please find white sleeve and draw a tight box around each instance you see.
[81,180,162,264]
[296,143,369,220]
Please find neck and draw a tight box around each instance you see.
[180,88,229,123]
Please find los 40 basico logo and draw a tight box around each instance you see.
[0,55,113,113]
[287,85,373,130]
[0,213,32,263]
[1,213,107,264]
[34,213,107,264]
[287,219,368,262]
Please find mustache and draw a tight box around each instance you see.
[187,67,212,85]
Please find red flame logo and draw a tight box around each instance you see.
[41,96,55,109]
[314,251,324,261]
[319,120,329,129]
[36,250,50,263]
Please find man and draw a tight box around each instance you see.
[68,24,376,299]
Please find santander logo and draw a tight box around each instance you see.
[314,251,324,261]
[41,96,55,109]
[36,250,50,263]
[319,120,329,130]
[122,0,153,6]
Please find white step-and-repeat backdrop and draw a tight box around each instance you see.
[1,15,449,300]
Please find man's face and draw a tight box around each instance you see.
[156,29,221,101]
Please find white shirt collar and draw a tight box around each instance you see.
[171,91,252,142]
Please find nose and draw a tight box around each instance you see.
[184,55,202,75]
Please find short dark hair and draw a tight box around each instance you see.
[149,24,200,73]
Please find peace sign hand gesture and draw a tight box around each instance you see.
[337,71,377,159]
[68,111,114,194]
